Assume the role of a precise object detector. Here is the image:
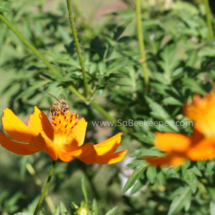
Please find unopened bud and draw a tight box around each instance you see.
[76,206,90,215]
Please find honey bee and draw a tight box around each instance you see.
[48,93,70,116]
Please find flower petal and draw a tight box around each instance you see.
[96,150,127,164]
[28,106,53,140]
[76,142,127,165]
[70,118,87,146]
[187,137,215,161]
[155,132,191,153]
[77,143,97,164]
[145,153,186,166]
[2,108,36,142]
[0,131,38,155]
[93,133,123,155]
[58,139,83,162]
[29,133,58,160]
[59,152,75,162]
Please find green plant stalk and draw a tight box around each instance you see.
[66,0,88,97]
[33,160,56,215]
[135,0,149,91]
[0,13,131,136]
[73,0,93,40]
[204,0,214,39]
[0,13,61,77]
[26,163,55,214]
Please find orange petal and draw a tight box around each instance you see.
[155,132,191,153]
[59,152,75,162]
[96,150,127,164]
[93,133,123,156]
[2,108,36,142]
[77,142,127,165]
[145,153,186,166]
[0,131,38,155]
[187,137,215,161]
[28,106,53,140]
[76,143,97,164]
[58,139,83,162]
[29,133,58,160]
[70,118,87,146]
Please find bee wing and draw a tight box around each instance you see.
[47,93,60,102]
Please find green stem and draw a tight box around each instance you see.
[0,13,61,77]
[66,0,88,97]
[26,163,55,213]
[33,160,56,215]
[204,0,214,39]
[135,0,149,91]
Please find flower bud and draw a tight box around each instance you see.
[76,206,90,215]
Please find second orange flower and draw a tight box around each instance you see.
[145,89,215,166]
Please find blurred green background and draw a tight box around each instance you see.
[1,0,215,214]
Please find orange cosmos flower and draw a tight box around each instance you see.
[145,89,215,166]
[0,107,127,164]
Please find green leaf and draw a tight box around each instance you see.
[15,80,50,100]
[132,132,155,145]
[0,1,11,12]
[105,206,118,215]
[158,44,179,81]
[182,78,205,94]
[208,188,215,202]
[145,96,179,131]
[60,202,68,215]
[107,60,129,75]
[172,1,199,14]
[198,46,215,57]
[123,166,146,194]
[81,177,88,203]
[168,187,192,215]
[162,97,182,106]
[53,207,60,215]
[157,171,165,184]
[131,148,164,158]
[206,160,215,176]
[127,160,147,168]
[130,180,145,195]
[92,199,98,215]
[114,22,129,40]
[145,96,169,118]
[182,166,198,192]
[146,166,157,184]
[190,166,202,177]
[210,201,215,215]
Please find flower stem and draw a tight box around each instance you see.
[33,160,56,215]
[0,13,61,77]
[66,0,88,97]
[135,0,149,91]
[204,0,214,39]
[26,163,55,214]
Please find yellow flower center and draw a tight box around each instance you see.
[184,93,215,137]
[51,110,79,145]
